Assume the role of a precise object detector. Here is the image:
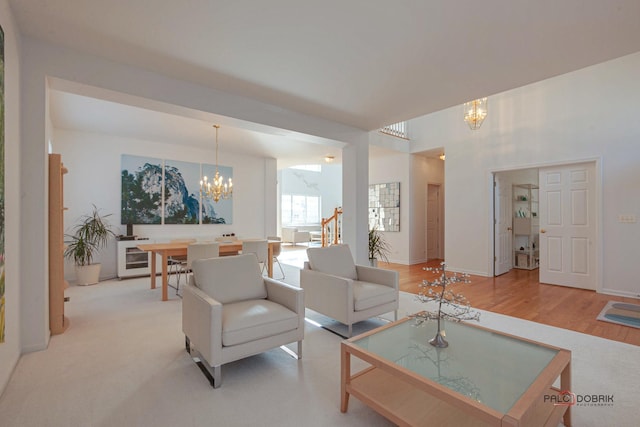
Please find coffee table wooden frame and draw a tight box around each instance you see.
[341,318,571,427]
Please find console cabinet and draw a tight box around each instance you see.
[117,240,155,279]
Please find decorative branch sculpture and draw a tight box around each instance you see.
[412,262,480,347]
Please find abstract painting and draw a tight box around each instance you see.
[163,159,200,224]
[121,154,163,224]
[0,25,5,343]
[369,182,400,232]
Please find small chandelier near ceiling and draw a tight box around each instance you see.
[200,124,232,203]
[463,97,488,130]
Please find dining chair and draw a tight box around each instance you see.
[174,241,221,296]
[266,236,285,279]
[241,239,269,275]
[168,239,196,289]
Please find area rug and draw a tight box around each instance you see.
[596,301,640,328]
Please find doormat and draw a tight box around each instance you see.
[596,301,640,329]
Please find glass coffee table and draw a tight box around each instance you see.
[341,317,571,426]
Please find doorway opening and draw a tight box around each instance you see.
[426,183,444,260]
[493,161,598,291]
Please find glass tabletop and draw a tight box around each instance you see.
[351,319,558,414]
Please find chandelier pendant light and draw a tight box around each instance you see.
[463,97,488,130]
[200,124,233,202]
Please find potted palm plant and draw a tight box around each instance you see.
[368,226,391,267]
[64,205,116,285]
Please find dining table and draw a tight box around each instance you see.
[137,240,278,301]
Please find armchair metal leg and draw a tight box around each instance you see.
[187,343,222,388]
[348,324,353,338]
[394,310,398,321]
[195,361,221,388]
[279,341,303,360]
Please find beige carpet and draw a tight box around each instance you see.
[0,273,638,426]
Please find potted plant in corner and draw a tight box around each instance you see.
[64,205,116,285]
[368,226,391,267]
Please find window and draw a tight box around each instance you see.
[282,194,321,225]
[380,121,408,139]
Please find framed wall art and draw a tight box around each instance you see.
[368,182,400,232]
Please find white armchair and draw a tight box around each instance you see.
[300,244,398,337]
[182,254,304,388]
[281,227,311,246]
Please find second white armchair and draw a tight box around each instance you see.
[300,244,399,337]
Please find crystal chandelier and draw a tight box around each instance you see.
[463,98,488,130]
[200,124,232,202]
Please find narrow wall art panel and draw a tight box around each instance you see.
[121,154,163,224]
[368,182,400,232]
[163,160,200,224]
[201,163,233,224]
[0,25,5,343]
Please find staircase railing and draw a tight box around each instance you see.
[321,207,342,247]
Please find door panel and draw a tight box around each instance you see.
[547,237,562,271]
[539,162,596,290]
[572,238,589,274]
[547,191,562,225]
[494,175,512,276]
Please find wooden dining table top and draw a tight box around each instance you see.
[137,240,278,301]
[137,241,243,255]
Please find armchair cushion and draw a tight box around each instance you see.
[307,244,357,280]
[192,254,267,304]
[353,281,397,311]
[222,299,299,346]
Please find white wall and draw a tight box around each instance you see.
[368,152,444,265]
[411,155,445,263]
[54,128,272,282]
[0,0,22,395]
[410,52,640,297]
[369,152,411,264]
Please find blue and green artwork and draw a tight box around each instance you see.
[164,159,200,224]
[121,155,233,225]
[121,155,163,224]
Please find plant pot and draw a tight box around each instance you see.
[369,258,378,267]
[75,263,101,286]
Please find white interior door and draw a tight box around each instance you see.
[426,184,441,259]
[539,162,596,290]
[494,174,512,276]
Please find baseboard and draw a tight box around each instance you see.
[600,288,640,300]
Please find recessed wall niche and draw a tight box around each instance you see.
[368,182,400,231]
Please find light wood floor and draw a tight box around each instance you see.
[381,259,640,346]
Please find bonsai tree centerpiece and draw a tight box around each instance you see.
[412,262,480,347]
[368,226,391,266]
[64,205,115,285]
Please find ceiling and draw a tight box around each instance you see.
[10,0,640,164]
